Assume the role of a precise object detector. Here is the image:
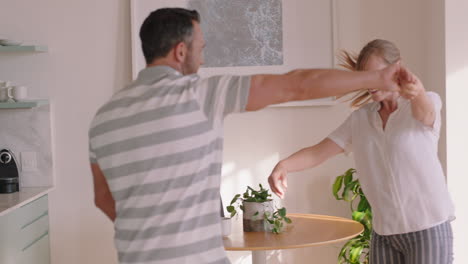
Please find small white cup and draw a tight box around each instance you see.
[221,217,231,237]
[10,86,28,101]
[0,88,9,102]
[0,81,11,102]
[0,80,9,87]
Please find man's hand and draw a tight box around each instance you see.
[399,66,424,100]
[268,163,288,199]
[377,61,402,92]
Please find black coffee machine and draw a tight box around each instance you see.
[0,149,20,193]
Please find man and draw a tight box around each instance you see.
[89,8,401,264]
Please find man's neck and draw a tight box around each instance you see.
[147,58,182,74]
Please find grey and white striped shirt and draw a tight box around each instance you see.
[89,66,250,264]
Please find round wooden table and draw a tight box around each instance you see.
[223,213,364,264]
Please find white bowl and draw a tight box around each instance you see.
[0,39,22,46]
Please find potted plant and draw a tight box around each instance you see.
[227,184,292,234]
[332,168,372,264]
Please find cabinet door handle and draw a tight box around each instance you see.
[21,210,48,229]
[22,230,49,252]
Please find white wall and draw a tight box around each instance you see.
[446,0,468,263]
[359,0,426,75]
[423,0,447,173]
[0,0,131,263]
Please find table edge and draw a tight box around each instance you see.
[224,213,364,251]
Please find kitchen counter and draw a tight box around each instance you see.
[0,187,53,217]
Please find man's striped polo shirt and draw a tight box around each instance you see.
[89,66,250,264]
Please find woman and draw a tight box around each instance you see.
[268,39,454,264]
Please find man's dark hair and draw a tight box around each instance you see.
[139,8,200,64]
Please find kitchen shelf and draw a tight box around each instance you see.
[0,100,49,109]
[0,45,48,52]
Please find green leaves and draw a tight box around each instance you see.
[357,196,370,212]
[333,170,361,202]
[227,205,236,217]
[332,168,372,264]
[344,171,353,185]
[278,207,286,217]
[349,246,364,263]
[227,184,292,234]
[227,194,242,217]
[263,207,291,234]
[230,194,241,205]
[244,184,272,202]
[338,238,358,260]
[352,211,365,222]
[333,175,344,200]
[264,212,274,225]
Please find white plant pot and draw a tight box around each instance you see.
[242,201,274,232]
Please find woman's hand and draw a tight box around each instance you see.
[268,162,288,199]
[399,66,436,126]
[399,67,424,100]
[267,139,344,199]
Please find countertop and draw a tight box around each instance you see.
[0,187,53,217]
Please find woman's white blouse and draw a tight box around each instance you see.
[328,92,455,235]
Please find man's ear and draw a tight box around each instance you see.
[174,42,187,63]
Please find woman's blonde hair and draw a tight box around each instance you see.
[339,39,401,108]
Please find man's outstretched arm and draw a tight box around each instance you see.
[247,63,400,111]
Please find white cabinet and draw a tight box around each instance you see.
[0,195,50,264]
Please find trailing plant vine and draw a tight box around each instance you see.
[333,168,372,264]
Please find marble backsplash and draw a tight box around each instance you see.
[0,105,53,187]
